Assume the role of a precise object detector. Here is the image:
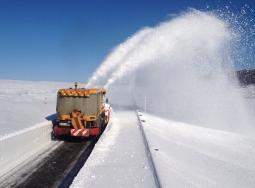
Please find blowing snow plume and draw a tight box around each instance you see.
[87,9,255,135]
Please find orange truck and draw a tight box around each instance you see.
[53,82,110,138]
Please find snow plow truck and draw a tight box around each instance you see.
[53,82,110,138]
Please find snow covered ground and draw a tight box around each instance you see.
[71,107,158,188]
[139,112,255,187]
[0,80,72,136]
[1,80,255,187]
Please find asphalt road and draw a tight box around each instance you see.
[1,137,97,188]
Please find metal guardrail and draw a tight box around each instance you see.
[136,110,161,188]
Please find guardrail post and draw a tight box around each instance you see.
[144,95,146,113]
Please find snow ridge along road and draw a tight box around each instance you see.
[0,121,53,180]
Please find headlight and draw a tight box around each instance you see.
[59,122,71,126]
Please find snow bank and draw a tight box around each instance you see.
[138,111,255,188]
[0,121,53,178]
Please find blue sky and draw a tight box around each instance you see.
[0,0,254,82]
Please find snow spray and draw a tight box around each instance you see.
[85,28,154,87]
[87,9,255,135]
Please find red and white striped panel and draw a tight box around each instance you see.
[71,129,89,137]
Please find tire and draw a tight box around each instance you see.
[51,131,57,141]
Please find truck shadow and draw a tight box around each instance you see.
[45,113,58,141]
[45,113,57,121]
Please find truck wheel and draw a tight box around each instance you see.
[51,131,58,141]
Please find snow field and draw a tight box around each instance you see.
[0,80,71,136]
